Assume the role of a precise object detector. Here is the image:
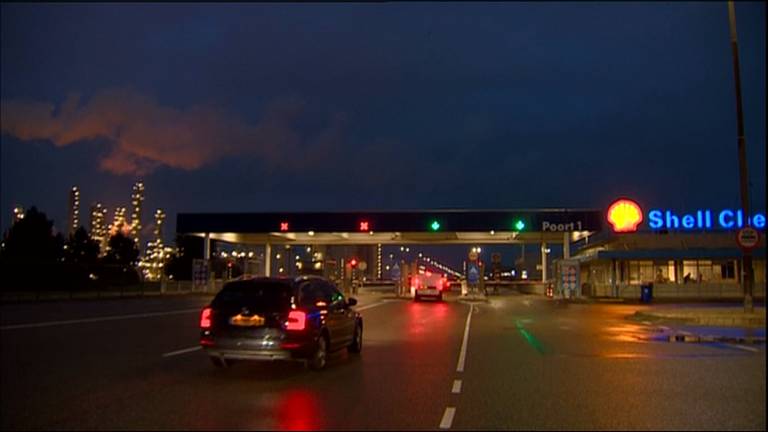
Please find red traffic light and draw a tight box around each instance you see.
[349,258,358,268]
[280,221,289,232]
[359,221,369,231]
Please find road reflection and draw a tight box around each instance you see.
[276,389,321,430]
[407,300,449,335]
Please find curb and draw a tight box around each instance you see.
[666,333,766,344]
[630,311,765,328]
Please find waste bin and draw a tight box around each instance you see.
[640,283,653,303]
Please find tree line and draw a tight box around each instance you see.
[1,207,151,291]
[1,207,247,292]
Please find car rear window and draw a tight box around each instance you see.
[212,280,293,311]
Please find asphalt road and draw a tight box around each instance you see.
[1,291,765,430]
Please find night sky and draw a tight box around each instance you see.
[2,2,766,245]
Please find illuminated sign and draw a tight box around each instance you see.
[648,209,766,230]
[607,199,643,233]
[280,222,289,232]
[359,221,369,231]
[606,197,766,232]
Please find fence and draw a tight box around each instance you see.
[0,279,227,303]
[614,282,766,300]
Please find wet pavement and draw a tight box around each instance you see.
[1,290,764,430]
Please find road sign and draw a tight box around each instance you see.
[192,259,209,290]
[467,262,480,284]
[391,263,401,280]
[558,259,580,297]
[737,227,760,250]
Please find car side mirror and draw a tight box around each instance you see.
[347,298,358,306]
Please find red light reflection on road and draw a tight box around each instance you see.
[276,389,321,431]
[406,301,449,336]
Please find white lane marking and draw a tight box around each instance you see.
[162,346,202,357]
[725,344,759,352]
[0,308,201,330]
[356,301,388,312]
[439,407,456,429]
[456,305,473,372]
[451,379,462,394]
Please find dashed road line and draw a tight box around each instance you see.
[356,301,388,312]
[451,379,462,394]
[439,407,456,429]
[0,308,201,330]
[456,304,474,372]
[162,346,202,357]
[725,343,759,352]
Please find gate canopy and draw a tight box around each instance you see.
[177,209,603,245]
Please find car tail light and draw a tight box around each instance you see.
[200,307,212,329]
[286,310,306,331]
[437,279,443,290]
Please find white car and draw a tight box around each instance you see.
[410,272,449,302]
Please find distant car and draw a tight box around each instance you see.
[199,276,362,370]
[411,271,449,302]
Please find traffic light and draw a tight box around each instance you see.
[513,219,526,231]
[359,221,369,231]
[350,258,358,268]
[429,220,441,231]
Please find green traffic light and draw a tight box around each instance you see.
[430,220,441,231]
[514,220,526,231]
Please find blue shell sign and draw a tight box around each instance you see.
[647,209,766,231]
[606,198,766,232]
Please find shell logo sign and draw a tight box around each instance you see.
[607,198,643,233]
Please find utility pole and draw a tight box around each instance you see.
[727,1,753,312]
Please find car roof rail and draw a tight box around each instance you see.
[293,274,325,283]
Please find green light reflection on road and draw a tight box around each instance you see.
[516,319,548,354]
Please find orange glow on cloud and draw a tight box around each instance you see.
[1,89,345,175]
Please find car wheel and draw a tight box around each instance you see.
[210,356,231,369]
[309,335,328,371]
[348,322,363,354]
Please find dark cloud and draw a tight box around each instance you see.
[1,89,344,175]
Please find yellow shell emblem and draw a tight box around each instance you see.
[607,199,643,232]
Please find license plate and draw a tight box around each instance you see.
[229,314,265,327]
[421,289,438,295]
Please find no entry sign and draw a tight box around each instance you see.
[736,227,760,251]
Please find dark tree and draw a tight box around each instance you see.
[165,235,203,280]
[104,232,139,266]
[64,226,100,265]
[0,207,66,290]
[0,206,62,264]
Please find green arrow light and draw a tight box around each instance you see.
[514,220,526,231]
[430,220,441,231]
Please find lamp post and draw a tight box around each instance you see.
[727,1,753,312]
